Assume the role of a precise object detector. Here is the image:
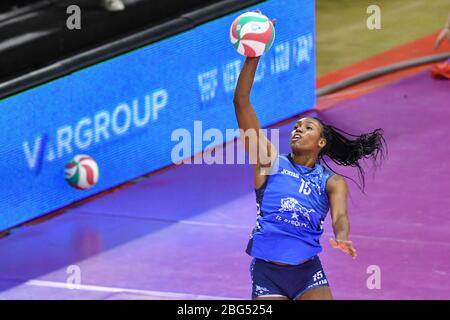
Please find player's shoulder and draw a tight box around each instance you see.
[325,174,348,192]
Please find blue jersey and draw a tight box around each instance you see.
[246,154,334,265]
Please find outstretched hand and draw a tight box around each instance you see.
[435,28,450,49]
[329,238,357,259]
[247,10,275,62]
[435,12,450,49]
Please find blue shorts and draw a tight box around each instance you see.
[250,255,330,300]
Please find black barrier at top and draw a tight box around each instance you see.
[0,0,266,100]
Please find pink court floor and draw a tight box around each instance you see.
[0,70,449,299]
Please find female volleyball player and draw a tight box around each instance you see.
[233,22,385,300]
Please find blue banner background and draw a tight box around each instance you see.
[0,0,315,231]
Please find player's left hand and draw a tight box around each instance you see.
[329,238,357,259]
[435,28,450,49]
[435,13,450,49]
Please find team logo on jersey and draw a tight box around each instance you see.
[255,285,270,296]
[278,197,316,221]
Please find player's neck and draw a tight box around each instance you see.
[290,152,317,168]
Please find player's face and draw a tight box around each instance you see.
[290,117,325,154]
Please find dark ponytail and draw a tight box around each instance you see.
[314,117,387,191]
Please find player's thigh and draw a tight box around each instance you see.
[296,286,333,300]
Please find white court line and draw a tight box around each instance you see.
[74,210,250,230]
[74,210,450,247]
[23,279,240,300]
[178,221,450,247]
[322,232,450,247]
[177,219,249,229]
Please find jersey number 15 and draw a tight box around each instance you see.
[299,179,312,196]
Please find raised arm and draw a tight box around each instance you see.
[233,57,277,188]
[326,175,357,259]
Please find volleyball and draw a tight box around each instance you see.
[65,155,99,190]
[230,11,275,57]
